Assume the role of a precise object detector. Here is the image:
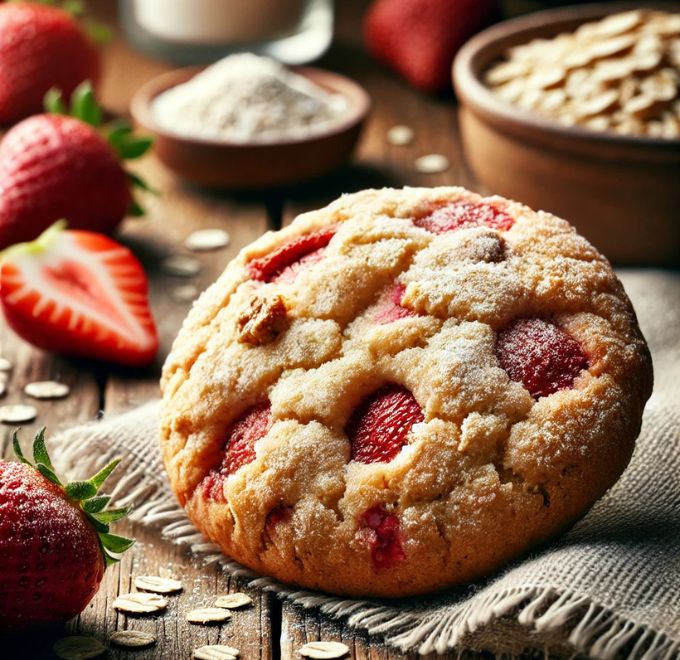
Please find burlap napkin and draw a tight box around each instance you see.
[52,270,680,659]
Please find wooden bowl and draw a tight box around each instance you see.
[453,3,680,265]
[131,66,371,189]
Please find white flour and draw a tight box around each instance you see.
[152,54,349,142]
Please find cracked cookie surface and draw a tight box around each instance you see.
[160,187,652,597]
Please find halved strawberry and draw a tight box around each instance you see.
[0,222,158,367]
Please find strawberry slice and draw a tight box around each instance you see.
[0,222,158,367]
[347,385,424,463]
[247,227,336,284]
[414,201,514,234]
[373,282,418,324]
[202,402,272,500]
[496,318,589,399]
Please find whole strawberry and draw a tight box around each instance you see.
[0,429,133,628]
[0,83,153,250]
[364,0,501,92]
[0,3,101,124]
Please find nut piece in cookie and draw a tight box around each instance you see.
[237,294,289,346]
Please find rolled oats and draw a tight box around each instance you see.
[485,9,680,137]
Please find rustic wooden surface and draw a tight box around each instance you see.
[0,1,544,658]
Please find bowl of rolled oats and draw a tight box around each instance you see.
[453,3,680,265]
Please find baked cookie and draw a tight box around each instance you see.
[160,187,652,598]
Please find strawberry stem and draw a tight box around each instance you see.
[12,427,134,567]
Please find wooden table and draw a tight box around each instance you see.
[1,1,543,658]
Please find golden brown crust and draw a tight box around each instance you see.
[160,187,652,598]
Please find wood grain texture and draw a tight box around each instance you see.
[0,0,527,657]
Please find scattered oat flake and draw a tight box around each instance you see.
[53,636,105,660]
[187,607,232,624]
[0,404,37,424]
[299,641,350,659]
[172,284,200,303]
[0,381,6,398]
[194,645,241,660]
[386,124,414,146]
[162,255,202,277]
[414,154,450,174]
[214,592,253,609]
[24,380,70,400]
[113,592,168,614]
[0,357,12,371]
[134,575,183,594]
[185,228,231,251]
[109,630,157,648]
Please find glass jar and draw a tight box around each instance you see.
[119,0,334,65]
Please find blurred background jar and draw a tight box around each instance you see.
[119,0,334,64]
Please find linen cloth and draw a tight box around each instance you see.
[52,270,680,659]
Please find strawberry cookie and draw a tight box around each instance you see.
[161,187,652,597]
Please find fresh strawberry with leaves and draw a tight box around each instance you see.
[0,82,153,250]
[0,221,159,367]
[0,428,133,629]
[364,0,501,92]
[0,2,105,124]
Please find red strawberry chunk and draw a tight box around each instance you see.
[373,282,418,324]
[360,504,405,570]
[203,403,272,500]
[248,228,336,284]
[496,319,589,399]
[414,201,514,234]
[347,385,424,463]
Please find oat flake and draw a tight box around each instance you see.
[0,357,12,371]
[414,154,450,174]
[214,592,253,609]
[194,645,240,660]
[172,284,200,303]
[0,380,6,398]
[134,575,183,594]
[53,636,105,660]
[187,607,232,624]
[387,124,414,146]
[185,228,231,252]
[0,404,37,424]
[299,641,350,659]
[162,255,202,277]
[109,630,157,648]
[24,380,70,400]
[113,592,168,614]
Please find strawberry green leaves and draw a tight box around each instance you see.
[108,122,154,161]
[43,82,154,218]
[12,427,134,567]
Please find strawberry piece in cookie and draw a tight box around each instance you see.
[496,318,589,399]
[203,403,272,500]
[373,282,417,324]
[248,228,336,283]
[347,385,423,463]
[360,504,405,570]
[414,201,514,234]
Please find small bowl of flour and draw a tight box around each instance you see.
[131,53,371,188]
